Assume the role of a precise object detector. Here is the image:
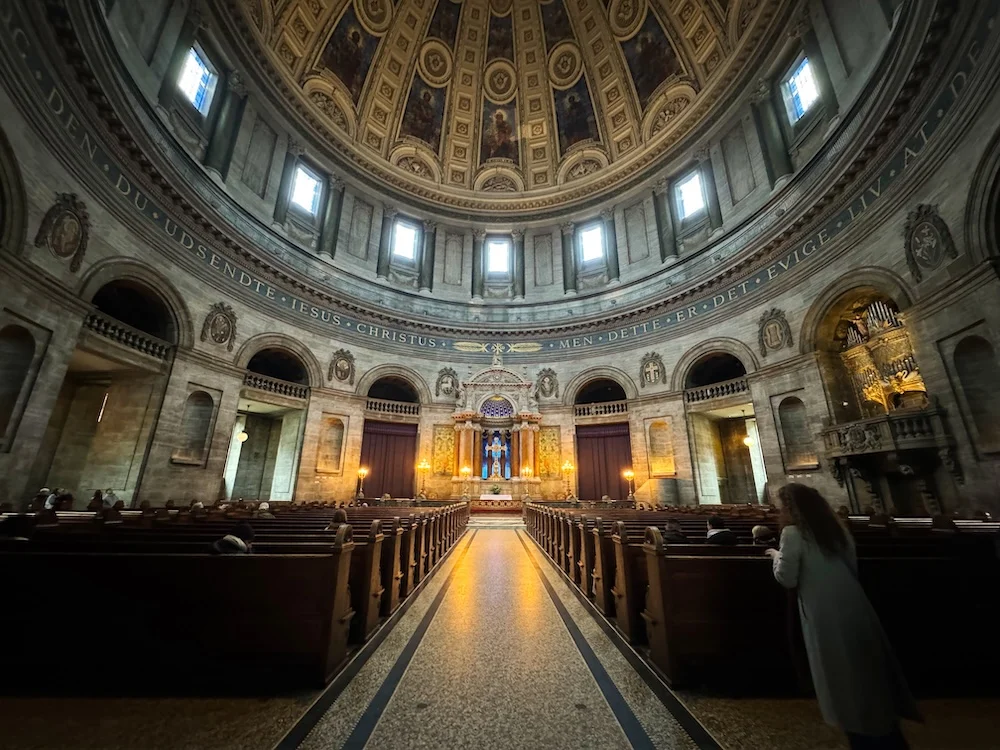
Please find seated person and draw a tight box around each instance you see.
[751,524,777,546]
[663,519,688,543]
[255,502,275,519]
[86,490,104,512]
[211,522,255,554]
[326,508,349,530]
[705,515,738,545]
[836,505,850,519]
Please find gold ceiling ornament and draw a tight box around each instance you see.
[547,41,584,90]
[227,0,783,213]
[452,341,543,355]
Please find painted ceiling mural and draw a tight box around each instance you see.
[236,0,783,213]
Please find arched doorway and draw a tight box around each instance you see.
[31,280,178,506]
[359,376,420,499]
[0,325,36,448]
[682,352,766,505]
[224,347,311,503]
[574,378,632,501]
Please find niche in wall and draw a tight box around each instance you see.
[645,417,676,477]
[949,332,1000,454]
[0,313,50,452]
[316,413,347,474]
[774,393,819,470]
[171,385,221,466]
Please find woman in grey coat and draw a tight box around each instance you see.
[764,483,920,749]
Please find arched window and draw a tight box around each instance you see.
[954,335,1000,450]
[247,348,309,385]
[0,325,35,442]
[574,378,627,404]
[367,376,419,403]
[685,353,747,389]
[778,396,818,469]
[172,390,215,465]
[91,280,175,343]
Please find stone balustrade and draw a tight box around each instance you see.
[366,397,420,416]
[821,407,948,458]
[574,400,629,417]
[243,372,310,399]
[84,311,172,360]
[684,376,750,404]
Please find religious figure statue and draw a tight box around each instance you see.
[488,435,507,478]
[491,342,504,367]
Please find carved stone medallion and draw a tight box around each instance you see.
[757,308,793,357]
[417,39,453,87]
[435,367,459,397]
[536,368,559,399]
[547,41,583,89]
[640,352,664,388]
[903,204,957,282]
[329,349,356,385]
[200,303,237,352]
[484,60,517,103]
[34,193,90,272]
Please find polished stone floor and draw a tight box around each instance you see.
[3,524,999,749]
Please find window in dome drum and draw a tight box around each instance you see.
[290,165,323,216]
[177,46,218,115]
[785,57,820,123]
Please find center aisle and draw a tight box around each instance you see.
[289,528,711,749]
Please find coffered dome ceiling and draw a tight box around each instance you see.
[226,0,786,215]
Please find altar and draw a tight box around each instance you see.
[479,493,513,501]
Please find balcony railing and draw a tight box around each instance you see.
[684,376,749,404]
[574,400,629,418]
[243,373,310,400]
[366,397,420,416]
[821,407,947,458]
[83,311,172,360]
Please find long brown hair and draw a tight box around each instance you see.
[778,483,849,557]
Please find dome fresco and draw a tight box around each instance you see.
[228,0,783,214]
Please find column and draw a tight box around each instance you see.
[156,6,202,106]
[472,229,486,300]
[272,138,303,225]
[204,72,248,179]
[376,206,397,280]
[317,176,345,259]
[525,424,536,477]
[510,425,520,477]
[750,80,792,187]
[696,148,723,230]
[456,423,469,474]
[600,208,620,282]
[652,180,677,263]
[473,427,482,477]
[560,222,577,294]
[419,220,436,292]
[511,229,525,299]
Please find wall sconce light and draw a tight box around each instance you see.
[522,466,533,479]
[237,431,249,443]
[417,459,430,496]
[356,466,368,499]
[561,460,575,497]
[623,469,636,501]
[741,409,754,447]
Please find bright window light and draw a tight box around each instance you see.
[392,222,418,260]
[580,225,604,263]
[487,239,510,274]
[676,171,705,220]
[290,166,322,215]
[786,57,820,122]
[177,46,217,115]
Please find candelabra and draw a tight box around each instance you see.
[417,459,430,497]
[356,466,368,499]
[623,468,635,502]
[561,460,575,499]
[460,465,472,497]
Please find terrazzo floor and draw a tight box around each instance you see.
[3,525,999,749]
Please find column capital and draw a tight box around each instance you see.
[652,177,670,196]
[286,137,306,157]
[693,146,711,163]
[749,78,771,104]
[383,205,398,220]
[423,219,437,231]
[228,70,248,97]
[511,228,524,241]
[560,222,575,236]
[473,228,487,241]
[327,173,341,190]
[599,207,614,222]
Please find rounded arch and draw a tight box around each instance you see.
[77,258,194,349]
[234,333,323,388]
[354,363,432,404]
[0,123,27,255]
[670,338,758,391]
[964,123,1000,263]
[562,366,638,406]
[798,268,914,354]
[477,394,515,417]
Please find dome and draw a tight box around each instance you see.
[221,0,785,218]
